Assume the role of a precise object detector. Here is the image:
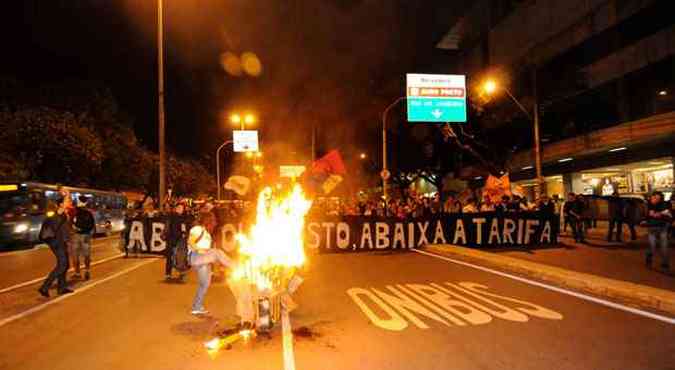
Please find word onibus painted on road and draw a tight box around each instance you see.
[122,213,558,254]
[406,74,467,123]
[347,281,563,331]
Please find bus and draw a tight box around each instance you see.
[0,182,127,249]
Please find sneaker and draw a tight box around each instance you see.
[191,309,209,315]
[38,288,50,298]
[57,288,74,295]
[84,271,90,281]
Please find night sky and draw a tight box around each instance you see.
[1,0,462,167]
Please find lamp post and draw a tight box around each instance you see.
[157,0,167,210]
[483,75,543,198]
[381,96,406,200]
[216,140,233,201]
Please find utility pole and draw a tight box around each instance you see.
[157,0,167,210]
[532,67,544,199]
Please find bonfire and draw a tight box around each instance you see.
[206,184,311,351]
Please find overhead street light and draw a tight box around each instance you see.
[230,112,256,130]
[482,74,543,199]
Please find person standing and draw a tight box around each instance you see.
[565,193,585,243]
[165,203,190,280]
[643,191,672,271]
[443,194,462,214]
[38,200,73,297]
[607,191,625,242]
[72,196,95,280]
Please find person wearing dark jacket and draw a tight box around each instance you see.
[564,193,585,243]
[72,196,95,280]
[38,200,73,297]
[165,203,190,279]
[607,192,625,242]
[643,192,672,270]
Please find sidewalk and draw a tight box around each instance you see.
[497,233,675,292]
[424,243,675,316]
[423,223,675,315]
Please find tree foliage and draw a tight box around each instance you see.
[0,80,215,197]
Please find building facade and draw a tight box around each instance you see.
[437,0,675,200]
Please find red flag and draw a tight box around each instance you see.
[304,150,346,195]
[310,150,346,176]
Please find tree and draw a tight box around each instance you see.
[0,107,104,184]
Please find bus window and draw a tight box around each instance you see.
[0,192,30,215]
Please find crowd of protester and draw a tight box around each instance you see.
[311,190,559,219]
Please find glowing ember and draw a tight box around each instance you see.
[230,184,312,292]
[205,338,222,351]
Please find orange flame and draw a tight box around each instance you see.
[230,184,311,291]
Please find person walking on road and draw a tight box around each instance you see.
[643,191,672,271]
[188,212,233,315]
[38,200,74,297]
[72,196,95,280]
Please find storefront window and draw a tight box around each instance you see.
[580,173,628,195]
[632,167,673,194]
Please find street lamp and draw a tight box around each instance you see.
[482,76,543,198]
[230,112,256,130]
[216,140,233,201]
[382,97,406,200]
[157,0,167,210]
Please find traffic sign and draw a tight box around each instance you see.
[380,169,391,180]
[406,74,466,123]
[233,130,259,152]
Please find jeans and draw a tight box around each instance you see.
[608,218,623,241]
[41,243,69,292]
[165,242,176,276]
[570,218,585,242]
[72,233,92,273]
[647,227,670,267]
[191,264,211,311]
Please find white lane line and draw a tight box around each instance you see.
[0,236,118,257]
[0,258,157,328]
[0,253,125,294]
[281,309,296,370]
[413,249,675,325]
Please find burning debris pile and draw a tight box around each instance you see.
[206,185,311,351]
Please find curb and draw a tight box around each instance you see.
[423,244,675,316]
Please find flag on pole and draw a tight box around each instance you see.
[483,174,511,203]
[225,176,251,196]
[304,150,346,195]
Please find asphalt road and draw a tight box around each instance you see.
[0,236,123,292]
[1,250,674,370]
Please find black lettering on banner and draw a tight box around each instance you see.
[122,212,559,255]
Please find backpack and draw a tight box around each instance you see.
[74,208,95,234]
[39,217,65,242]
[173,237,191,272]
